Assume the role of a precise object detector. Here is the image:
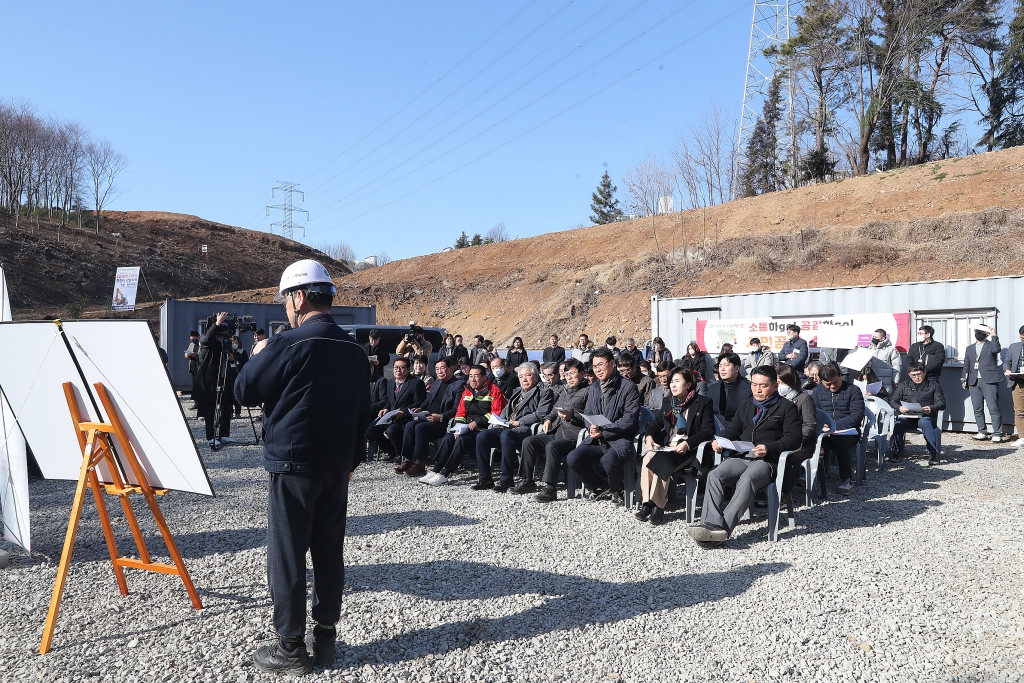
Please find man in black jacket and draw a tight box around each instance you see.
[234,259,370,674]
[542,334,566,365]
[362,329,384,381]
[887,362,945,464]
[687,365,802,545]
[907,325,946,380]
[394,357,466,477]
[490,356,520,400]
[811,364,865,496]
[366,357,427,462]
[193,314,234,448]
[566,349,641,506]
[706,354,751,426]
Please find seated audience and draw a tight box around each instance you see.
[622,338,644,365]
[908,325,946,380]
[637,367,715,525]
[857,367,888,399]
[366,357,427,462]
[394,357,467,477]
[520,359,591,501]
[802,361,822,392]
[420,365,506,485]
[811,364,865,496]
[566,349,641,506]
[776,365,818,461]
[369,372,388,429]
[648,336,673,366]
[646,361,673,410]
[639,360,654,379]
[490,356,520,399]
[558,361,568,382]
[542,334,566,365]
[686,365,802,546]
[411,354,434,390]
[474,364,554,492]
[743,337,776,378]
[781,324,809,374]
[455,356,472,380]
[506,336,528,369]
[707,353,751,425]
[584,362,597,386]
[679,342,705,380]
[540,362,564,397]
[888,361,945,465]
[617,354,655,407]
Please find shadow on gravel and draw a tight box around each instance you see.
[347,510,478,536]
[344,560,789,664]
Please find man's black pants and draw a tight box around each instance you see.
[367,420,407,458]
[400,420,448,463]
[196,395,232,441]
[268,469,348,637]
[519,434,575,485]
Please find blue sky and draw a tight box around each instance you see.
[4,1,752,260]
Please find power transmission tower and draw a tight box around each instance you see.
[734,0,800,193]
[265,181,309,240]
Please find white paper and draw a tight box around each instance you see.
[0,266,30,550]
[367,355,377,362]
[973,325,991,334]
[854,380,883,395]
[840,347,874,371]
[488,414,510,428]
[376,409,403,425]
[831,428,858,436]
[409,409,429,419]
[582,414,613,428]
[716,437,755,453]
[449,424,470,435]
[814,325,860,350]
[900,401,924,413]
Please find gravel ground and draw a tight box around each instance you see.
[2,402,1023,683]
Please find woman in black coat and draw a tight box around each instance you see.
[679,343,707,381]
[636,366,716,525]
[506,336,528,369]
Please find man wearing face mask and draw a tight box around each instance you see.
[490,356,519,400]
[743,337,776,378]
[908,325,946,381]
[780,324,809,374]
[962,325,1004,442]
[868,328,902,389]
[235,259,370,675]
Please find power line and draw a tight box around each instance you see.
[266,182,309,240]
[305,1,748,238]
[306,0,639,203]
[298,0,541,186]
[308,0,701,221]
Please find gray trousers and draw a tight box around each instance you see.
[702,457,773,535]
[969,381,1003,436]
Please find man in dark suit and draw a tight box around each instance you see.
[542,334,566,365]
[394,357,466,476]
[362,329,384,381]
[908,325,946,380]
[366,357,427,461]
[962,325,1004,442]
[1003,325,1024,444]
[687,364,802,546]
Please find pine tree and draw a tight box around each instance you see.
[470,233,483,246]
[454,231,470,249]
[996,0,1024,148]
[589,171,623,224]
[738,74,784,197]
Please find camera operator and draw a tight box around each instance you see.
[229,335,249,418]
[235,259,370,675]
[193,313,236,448]
[396,324,432,360]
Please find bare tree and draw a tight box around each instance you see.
[485,221,509,243]
[622,152,675,216]
[85,138,127,235]
[671,102,736,208]
[376,251,392,266]
[315,239,356,264]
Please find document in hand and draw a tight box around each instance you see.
[900,401,924,413]
[582,414,614,428]
[409,409,429,419]
[449,424,470,435]
[841,347,874,372]
[715,437,755,453]
[376,409,403,425]
[854,379,883,395]
[488,414,510,428]
[831,428,858,436]
[367,355,377,362]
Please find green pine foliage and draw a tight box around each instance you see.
[997,0,1024,148]
[589,171,623,224]
[453,231,470,249]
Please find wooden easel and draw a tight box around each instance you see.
[39,381,203,654]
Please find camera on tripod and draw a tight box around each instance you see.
[208,313,258,336]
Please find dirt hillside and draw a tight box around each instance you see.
[0,211,349,318]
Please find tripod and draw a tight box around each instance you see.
[210,345,260,451]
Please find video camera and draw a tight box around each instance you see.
[207,313,258,336]
[404,323,424,344]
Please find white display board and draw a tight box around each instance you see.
[111,266,141,311]
[0,320,213,497]
[0,265,31,549]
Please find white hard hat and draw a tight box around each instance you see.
[274,259,336,303]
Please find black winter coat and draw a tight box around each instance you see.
[720,395,803,469]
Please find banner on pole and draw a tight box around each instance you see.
[695,313,912,355]
[111,267,141,312]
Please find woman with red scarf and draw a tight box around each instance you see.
[637,367,716,525]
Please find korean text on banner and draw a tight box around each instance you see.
[695,313,911,354]
[111,267,141,312]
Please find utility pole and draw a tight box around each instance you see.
[266,182,309,240]
[734,1,800,195]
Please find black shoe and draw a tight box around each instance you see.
[926,455,939,467]
[471,480,495,491]
[510,480,537,495]
[649,507,665,526]
[254,637,313,676]
[753,491,768,508]
[493,482,511,493]
[634,503,653,521]
[305,626,336,668]
[535,485,557,503]
[610,491,625,506]
[584,488,609,502]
